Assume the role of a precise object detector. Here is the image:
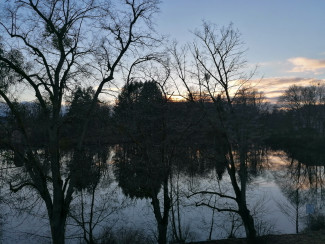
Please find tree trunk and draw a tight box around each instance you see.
[48,113,69,244]
[151,179,171,244]
[226,152,257,244]
[152,195,169,244]
[238,205,257,244]
[295,189,299,234]
[50,215,67,244]
[157,222,168,244]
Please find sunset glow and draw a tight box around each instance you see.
[156,0,325,103]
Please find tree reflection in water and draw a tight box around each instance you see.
[114,145,164,199]
[3,144,325,242]
[274,146,325,233]
[113,144,171,244]
[113,142,272,241]
[0,135,321,238]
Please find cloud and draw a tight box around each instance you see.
[288,57,325,73]
[251,77,324,103]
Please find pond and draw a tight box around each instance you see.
[0,145,324,243]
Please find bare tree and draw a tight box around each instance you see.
[174,22,261,243]
[192,22,255,104]
[0,0,160,243]
[279,84,325,133]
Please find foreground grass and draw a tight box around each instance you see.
[187,230,325,244]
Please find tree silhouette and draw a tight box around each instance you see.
[114,80,172,244]
[171,22,263,243]
[0,1,160,243]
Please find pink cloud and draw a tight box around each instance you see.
[251,77,324,103]
[288,57,325,73]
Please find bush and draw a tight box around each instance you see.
[307,214,325,231]
[98,227,155,244]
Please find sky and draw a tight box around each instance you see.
[155,0,325,102]
[2,0,324,103]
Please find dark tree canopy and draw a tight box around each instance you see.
[115,80,164,113]
[114,80,164,142]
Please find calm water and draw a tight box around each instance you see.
[0,148,324,243]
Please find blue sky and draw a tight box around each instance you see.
[3,0,324,102]
[155,0,325,101]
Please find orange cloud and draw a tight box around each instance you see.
[288,57,325,73]
[251,77,324,103]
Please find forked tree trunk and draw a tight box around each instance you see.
[151,178,171,244]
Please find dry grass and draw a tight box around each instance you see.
[186,230,325,244]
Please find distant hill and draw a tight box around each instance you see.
[0,102,68,117]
